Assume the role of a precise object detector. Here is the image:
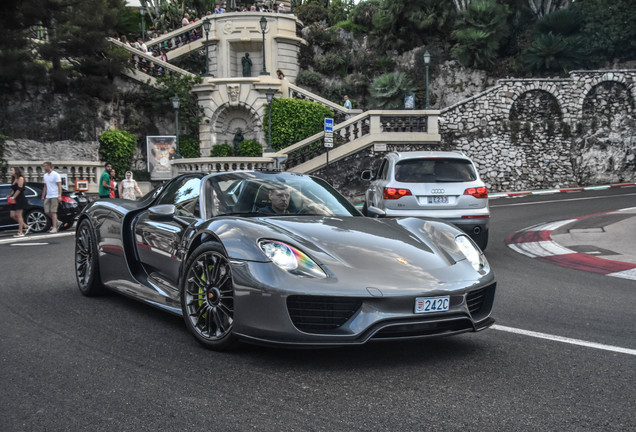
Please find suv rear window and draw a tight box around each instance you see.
[395,158,477,183]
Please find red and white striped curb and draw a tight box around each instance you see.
[490,182,636,199]
[505,209,636,281]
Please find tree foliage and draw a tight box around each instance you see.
[0,0,128,97]
[571,0,636,63]
[451,0,511,69]
[371,0,457,52]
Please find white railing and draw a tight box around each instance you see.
[7,161,103,192]
[171,156,280,176]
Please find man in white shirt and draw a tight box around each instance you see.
[42,161,62,233]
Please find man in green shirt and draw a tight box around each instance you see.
[99,162,115,198]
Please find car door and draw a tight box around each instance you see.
[134,175,202,288]
[367,158,390,208]
[0,185,13,228]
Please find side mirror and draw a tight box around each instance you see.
[361,170,374,181]
[366,206,386,218]
[148,204,177,222]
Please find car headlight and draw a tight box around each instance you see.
[259,240,327,279]
[455,235,489,273]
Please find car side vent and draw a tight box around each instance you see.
[287,296,362,333]
[466,283,495,318]
[467,288,486,314]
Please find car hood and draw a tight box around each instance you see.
[214,216,487,290]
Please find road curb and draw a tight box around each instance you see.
[490,182,636,199]
[505,208,636,281]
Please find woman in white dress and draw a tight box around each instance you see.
[118,171,143,200]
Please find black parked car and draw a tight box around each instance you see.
[0,183,82,233]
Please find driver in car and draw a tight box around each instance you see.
[258,185,292,215]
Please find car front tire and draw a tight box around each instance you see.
[75,219,105,296]
[181,242,236,350]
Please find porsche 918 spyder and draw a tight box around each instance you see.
[74,170,495,350]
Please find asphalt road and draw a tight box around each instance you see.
[0,187,634,431]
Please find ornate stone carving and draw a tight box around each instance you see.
[227,85,240,106]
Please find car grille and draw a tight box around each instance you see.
[287,296,362,333]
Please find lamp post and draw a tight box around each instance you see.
[172,96,182,158]
[202,18,212,76]
[423,51,431,109]
[266,89,274,151]
[139,7,146,42]
[259,17,269,75]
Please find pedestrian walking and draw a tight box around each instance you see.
[119,171,143,200]
[41,161,62,233]
[98,162,116,199]
[7,167,30,237]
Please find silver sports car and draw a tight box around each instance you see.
[75,170,496,350]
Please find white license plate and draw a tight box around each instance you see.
[427,196,449,204]
[415,296,450,314]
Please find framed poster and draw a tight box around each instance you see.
[147,136,177,180]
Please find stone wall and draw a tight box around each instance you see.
[438,70,636,191]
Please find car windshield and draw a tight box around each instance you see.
[202,171,360,218]
[395,158,477,183]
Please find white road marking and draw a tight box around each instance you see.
[0,231,74,245]
[11,243,49,246]
[492,324,636,356]
[607,268,636,281]
[508,241,575,257]
[490,192,636,207]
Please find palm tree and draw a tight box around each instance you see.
[369,72,415,109]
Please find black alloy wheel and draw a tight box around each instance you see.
[181,242,236,350]
[75,219,105,296]
[25,208,50,233]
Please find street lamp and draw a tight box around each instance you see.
[266,89,274,151]
[202,18,212,77]
[423,51,431,109]
[172,95,183,159]
[139,7,146,42]
[259,17,269,75]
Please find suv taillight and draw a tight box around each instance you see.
[463,187,488,199]
[61,196,75,203]
[383,187,412,200]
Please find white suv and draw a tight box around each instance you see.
[361,151,490,250]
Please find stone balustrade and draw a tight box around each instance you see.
[279,110,439,171]
[7,161,103,192]
[170,156,281,176]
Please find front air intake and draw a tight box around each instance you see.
[287,296,362,333]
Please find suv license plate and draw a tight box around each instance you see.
[415,296,450,314]
[428,196,449,204]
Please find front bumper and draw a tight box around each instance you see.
[230,260,496,347]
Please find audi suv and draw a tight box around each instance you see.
[361,151,490,250]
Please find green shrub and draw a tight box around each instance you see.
[267,98,334,151]
[210,143,234,157]
[236,139,263,157]
[179,135,200,158]
[99,129,137,175]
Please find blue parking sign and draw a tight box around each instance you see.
[324,118,334,132]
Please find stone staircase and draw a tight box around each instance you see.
[108,22,441,176]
